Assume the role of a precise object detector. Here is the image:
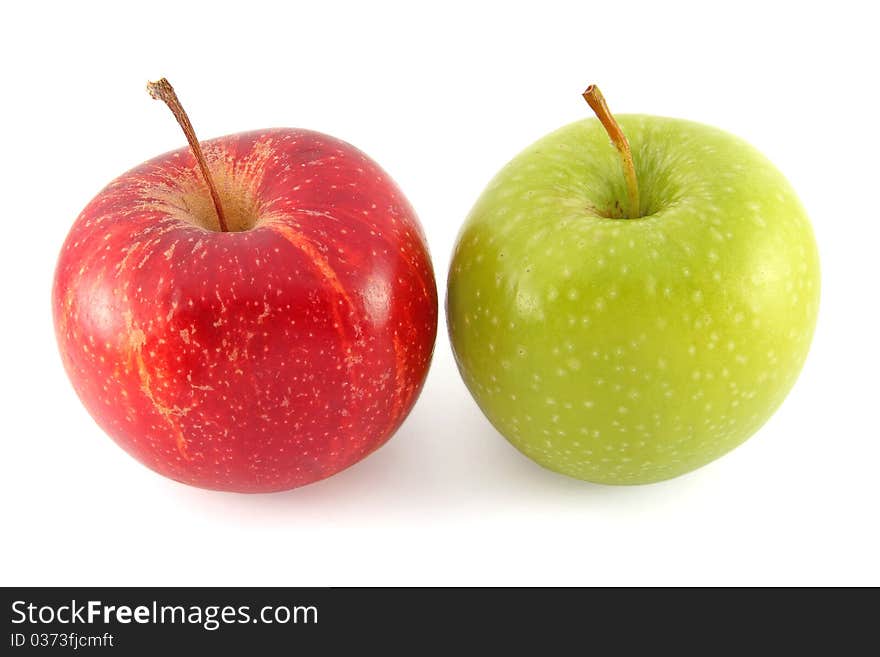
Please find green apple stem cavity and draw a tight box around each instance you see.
[147,78,230,232]
[583,84,640,219]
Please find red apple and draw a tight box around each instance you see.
[52,80,437,493]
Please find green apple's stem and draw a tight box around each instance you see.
[583,85,640,219]
[147,78,229,232]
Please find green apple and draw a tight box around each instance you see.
[447,87,820,485]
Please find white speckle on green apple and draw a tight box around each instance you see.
[447,85,820,485]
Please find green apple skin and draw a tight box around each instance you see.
[447,115,820,484]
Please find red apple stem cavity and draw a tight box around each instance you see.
[147,78,230,232]
[583,85,640,219]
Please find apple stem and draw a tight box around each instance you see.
[582,85,640,219]
[147,78,229,232]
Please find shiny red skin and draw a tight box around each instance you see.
[53,128,437,493]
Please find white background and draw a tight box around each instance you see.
[1,1,877,586]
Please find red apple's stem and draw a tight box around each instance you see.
[147,78,229,232]
[582,85,640,219]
